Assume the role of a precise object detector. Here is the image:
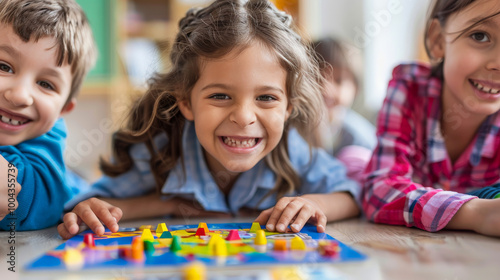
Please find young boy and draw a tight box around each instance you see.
[0,0,96,230]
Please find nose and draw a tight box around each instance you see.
[229,103,256,127]
[3,82,34,107]
[486,47,500,71]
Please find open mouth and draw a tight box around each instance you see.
[222,136,261,148]
[0,114,29,126]
[471,80,500,94]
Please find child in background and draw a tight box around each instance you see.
[313,37,376,183]
[363,0,500,236]
[0,0,96,230]
[59,0,360,239]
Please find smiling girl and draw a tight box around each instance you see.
[362,0,500,236]
[58,0,360,239]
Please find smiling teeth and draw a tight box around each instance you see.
[0,115,26,126]
[473,81,500,94]
[224,137,256,148]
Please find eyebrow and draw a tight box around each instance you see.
[0,45,20,60]
[201,83,285,95]
[465,16,499,29]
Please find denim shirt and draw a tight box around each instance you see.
[68,121,360,214]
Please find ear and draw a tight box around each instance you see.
[177,99,194,121]
[285,103,293,121]
[60,98,76,116]
[426,19,445,61]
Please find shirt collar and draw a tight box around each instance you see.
[161,121,276,213]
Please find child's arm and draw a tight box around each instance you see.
[0,119,74,230]
[445,198,500,236]
[362,64,475,232]
[58,195,232,239]
[254,192,359,233]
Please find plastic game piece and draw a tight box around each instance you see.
[131,237,144,261]
[271,267,306,280]
[184,261,207,280]
[63,248,84,270]
[139,225,152,230]
[207,234,222,252]
[170,235,182,253]
[144,240,155,254]
[254,230,267,245]
[156,223,168,237]
[213,238,227,257]
[83,233,95,247]
[250,222,261,233]
[195,227,207,236]
[141,228,155,241]
[274,239,287,251]
[159,231,173,239]
[226,229,241,241]
[318,240,340,257]
[197,222,209,233]
[291,236,306,250]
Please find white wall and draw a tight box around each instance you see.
[303,0,432,116]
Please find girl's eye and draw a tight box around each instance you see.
[256,95,277,102]
[471,32,489,43]
[38,81,55,91]
[209,93,230,100]
[0,63,13,73]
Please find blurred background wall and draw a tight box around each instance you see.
[67,0,432,181]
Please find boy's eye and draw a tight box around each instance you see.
[0,63,13,73]
[471,32,489,43]
[209,93,230,100]
[38,81,55,91]
[256,95,277,102]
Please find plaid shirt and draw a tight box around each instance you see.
[362,63,500,232]
[68,121,360,214]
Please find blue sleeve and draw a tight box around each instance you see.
[288,129,361,201]
[0,119,72,231]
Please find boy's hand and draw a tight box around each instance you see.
[57,198,122,239]
[0,156,21,221]
[254,196,327,233]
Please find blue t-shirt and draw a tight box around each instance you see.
[0,119,77,230]
[68,121,360,214]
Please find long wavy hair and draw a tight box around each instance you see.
[101,0,324,199]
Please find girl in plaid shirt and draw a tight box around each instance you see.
[363,0,500,236]
[58,0,360,239]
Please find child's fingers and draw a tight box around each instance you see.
[265,198,292,232]
[57,223,74,240]
[315,213,327,233]
[62,212,81,235]
[289,207,315,233]
[254,208,273,225]
[275,200,309,232]
[72,205,105,236]
[94,205,120,233]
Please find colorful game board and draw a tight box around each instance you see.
[25,222,366,278]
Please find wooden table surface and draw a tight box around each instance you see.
[1,217,499,280]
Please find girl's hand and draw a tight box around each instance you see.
[254,196,327,233]
[57,198,123,239]
[447,198,500,237]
